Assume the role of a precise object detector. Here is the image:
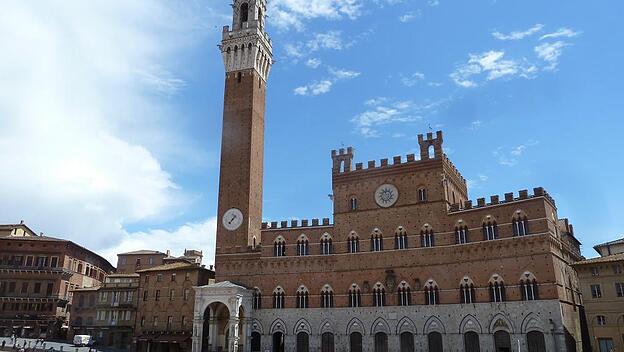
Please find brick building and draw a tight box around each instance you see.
[192,1,586,352]
[0,222,113,339]
[135,261,214,352]
[68,287,99,340]
[117,250,168,274]
[573,238,624,352]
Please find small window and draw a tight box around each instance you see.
[424,282,440,305]
[253,289,262,309]
[613,265,623,275]
[591,284,602,298]
[373,284,386,307]
[347,233,360,253]
[296,237,309,256]
[320,286,334,308]
[157,274,162,282]
[591,267,600,276]
[145,275,149,283]
[348,285,362,307]
[483,221,498,241]
[296,286,309,308]
[153,316,158,327]
[171,273,176,282]
[418,188,427,202]
[169,289,175,301]
[616,283,624,297]
[184,288,190,301]
[273,288,285,309]
[239,2,249,23]
[350,197,357,211]
[371,230,383,252]
[274,238,286,257]
[148,257,154,265]
[513,216,529,236]
[456,226,469,244]
[185,272,190,280]
[155,290,160,301]
[397,282,411,306]
[460,282,476,304]
[421,229,434,248]
[596,315,607,326]
[320,234,332,255]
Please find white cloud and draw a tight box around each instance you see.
[535,41,568,70]
[401,72,426,87]
[467,174,488,190]
[451,51,537,88]
[469,120,483,129]
[306,58,322,68]
[329,67,361,79]
[539,28,581,41]
[0,1,217,259]
[429,0,440,6]
[492,24,544,41]
[284,31,349,60]
[351,98,450,137]
[493,140,539,166]
[294,80,333,96]
[269,0,362,31]
[399,10,422,23]
[101,218,217,266]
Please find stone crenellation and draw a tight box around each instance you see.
[261,218,333,230]
[448,187,555,213]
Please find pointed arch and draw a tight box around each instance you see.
[296,234,309,256]
[270,318,286,334]
[347,231,360,253]
[395,226,409,249]
[251,319,264,334]
[424,316,446,334]
[489,274,506,303]
[293,318,312,335]
[459,314,483,334]
[320,284,334,308]
[320,232,333,255]
[370,317,390,335]
[489,313,515,334]
[372,282,386,307]
[397,280,411,306]
[371,228,383,252]
[348,283,362,307]
[455,219,470,244]
[420,224,435,247]
[319,319,335,335]
[346,317,365,335]
[396,316,417,335]
[521,313,545,333]
[512,210,530,236]
[482,215,498,240]
[296,285,309,308]
[424,279,440,305]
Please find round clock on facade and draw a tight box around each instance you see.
[222,208,244,231]
[375,184,399,208]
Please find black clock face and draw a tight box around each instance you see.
[375,184,399,208]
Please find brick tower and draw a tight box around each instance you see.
[215,0,272,257]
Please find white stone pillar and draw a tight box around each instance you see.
[243,318,252,352]
[209,319,219,352]
[228,318,240,352]
[192,317,204,352]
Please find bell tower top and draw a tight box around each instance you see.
[220,0,273,81]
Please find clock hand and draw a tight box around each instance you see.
[228,215,237,224]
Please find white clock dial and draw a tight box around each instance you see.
[222,208,244,231]
[375,184,399,208]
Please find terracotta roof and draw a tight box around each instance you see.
[106,273,139,278]
[136,261,199,273]
[71,286,100,292]
[117,250,166,255]
[594,237,624,249]
[573,253,624,266]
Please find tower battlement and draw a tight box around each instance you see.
[448,187,555,213]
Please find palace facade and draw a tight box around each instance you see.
[193,1,586,352]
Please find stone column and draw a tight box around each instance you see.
[209,319,219,352]
[192,317,204,352]
[243,318,252,352]
[228,318,240,352]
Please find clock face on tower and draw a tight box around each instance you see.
[375,184,399,208]
[222,208,244,231]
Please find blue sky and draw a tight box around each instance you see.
[1,0,622,264]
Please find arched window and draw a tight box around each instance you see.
[348,284,362,307]
[320,233,333,255]
[257,7,264,30]
[428,332,443,352]
[489,275,506,302]
[374,332,388,352]
[520,272,539,301]
[455,225,469,244]
[513,213,529,236]
[400,332,414,352]
[428,145,435,159]
[296,332,309,352]
[373,283,386,307]
[424,280,440,305]
[274,237,286,257]
[395,227,408,250]
[297,235,309,256]
[371,229,383,252]
[494,331,511,351]
[421,228,435,248]
[239,2,249,24]
[252,288,262,309]
[397,281,411,306]
[460,277,476,304]
[296,286,309,308]
[321,332,334,352]
[464,331,480,352]
[482,219,498,241]
[526,331,546,352]
[251,331,262,352]
[350,332,363,352]
[320,285,334,308]
[350,197,357,211]
[418,188,427,202]
[347,232,360,253]
[596,315,607,325]
[273,287,285,309]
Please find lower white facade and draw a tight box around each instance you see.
[193,283,568,352]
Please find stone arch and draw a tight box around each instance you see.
[481,214,497,224]
[521,313,545,333]
[251,319,264,334]
[270,318,286,334]
[321,232,332,240]
[294,318,312,335]
[421,223,433,231]
[424,316,446,334]
[395,226,407,234]
[371,317,390,335]
[319,319,335,335]
[297,233,309,242]
[347,230,359,240]
[459,314,483,334]
[489,313,515,334]
[396,316,417,334]
[346,317,365,335]
[520,271,537,281]
[512,209,529,220]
